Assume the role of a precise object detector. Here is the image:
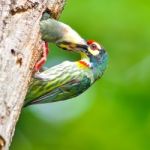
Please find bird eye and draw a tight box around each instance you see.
[90,44,97,50]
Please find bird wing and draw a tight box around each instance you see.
[25,61,91,106]
[24,75,91,107]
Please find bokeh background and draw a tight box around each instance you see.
[11,0,150,150]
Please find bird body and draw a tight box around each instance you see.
[24,40,108,106]
[25,61,93,106]
[25,16,108,106]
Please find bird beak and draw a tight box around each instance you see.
[57,41,88,53]
[75,44,88,53]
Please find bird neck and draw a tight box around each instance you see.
[90,53,108,80]
[76,52,91,69]
[80,52,91,66]
[78,52,108,80]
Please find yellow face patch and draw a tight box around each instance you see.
[88,49,99,56]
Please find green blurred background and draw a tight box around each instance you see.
[11,0,150,150]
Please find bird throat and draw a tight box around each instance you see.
[76,52,91,68]
[79,60,90,68]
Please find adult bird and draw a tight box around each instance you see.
[24,40,108,106]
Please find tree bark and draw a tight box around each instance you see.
[0,0,66,149]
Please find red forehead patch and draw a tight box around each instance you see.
[87,40,95,45]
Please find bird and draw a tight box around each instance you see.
[24,40,108,107]
[35,17,87,71]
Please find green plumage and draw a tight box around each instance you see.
[25,48,108,106]
[25,61,93,106]
[24,17,108,106]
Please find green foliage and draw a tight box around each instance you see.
[11,0,150,150]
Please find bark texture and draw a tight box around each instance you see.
[0,0,66,149]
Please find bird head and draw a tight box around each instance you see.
[77,40,108,71]
[58,39,108,68]
[57,40,103,55]
[77,40,108,60]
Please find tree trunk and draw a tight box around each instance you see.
[0,0,66,149]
